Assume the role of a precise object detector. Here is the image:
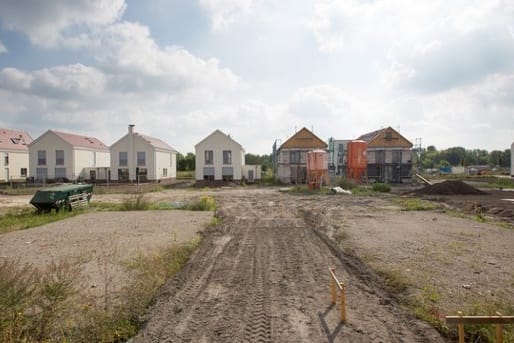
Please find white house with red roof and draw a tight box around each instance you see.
[28,130,110,182]
[110,125,177,182]
[0,128,33,182]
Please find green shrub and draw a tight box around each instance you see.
[120,194,150,211]
[372,182,391,193]
[187,196,217,211]
[336,177,356,190]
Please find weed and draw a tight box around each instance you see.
[376,268,411,293]
[120,194,150,211]
[334,230,348,244]
[187,196,217,211]
[392,198,438,211]
[372,182,391,193]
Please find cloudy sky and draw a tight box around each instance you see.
[0,0,513,154]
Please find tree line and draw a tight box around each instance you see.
[176,152,272,172]
[418,146,511,169]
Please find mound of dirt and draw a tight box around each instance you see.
[416,180,485,195]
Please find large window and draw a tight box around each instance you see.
[290,151,301,164]
[163,168,168,177]
[55,150,64,165]
[119,152,128,166]
[4,153,8,166]
[118,168,129,181]
[137,151,146,166]
[37,150,46,165]
[204,150,213,165]
[36,168,47,181]
[138,168,148,182]
[54,168,66,180]
[20,168,27,177]
[223,150,232,164]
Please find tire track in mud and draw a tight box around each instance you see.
[132,192,446,342]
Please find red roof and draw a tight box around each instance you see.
[51,130,109,151]
[0,128,33,151]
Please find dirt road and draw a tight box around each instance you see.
[132,192,444,342]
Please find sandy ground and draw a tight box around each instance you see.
[0,186,513,342]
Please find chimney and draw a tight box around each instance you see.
[129,124,135,134]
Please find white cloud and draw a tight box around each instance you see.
[0,0,126,46]
[0,40,7,53]
[199,0,254,30]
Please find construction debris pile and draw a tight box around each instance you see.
[415,180,485,195]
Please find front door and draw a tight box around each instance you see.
[248,170,254,182]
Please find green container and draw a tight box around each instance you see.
[30,184,93,213]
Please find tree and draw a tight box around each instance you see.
[177,152,195,171]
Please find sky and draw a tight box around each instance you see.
[0,0,513,155]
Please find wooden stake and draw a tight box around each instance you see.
[330,267,336,304]
[496,312,503,343]
[340,281,346,322]
[457,311,465,343]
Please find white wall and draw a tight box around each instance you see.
[1,151,29,181]
[29,132,73,180]
[242,165,262,181]
[195,130,244,181]
[110,132,175,181]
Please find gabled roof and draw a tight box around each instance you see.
[0,128,33,151]
[195,129,244,150]
[357,126,413,148]
[30,130,109,151]
[137,133,176,152]
[278,127,327,150]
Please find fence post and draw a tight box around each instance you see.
[496,312,503,343]
[330,267,336,304]
[340,281,346,322]
[457,311,465,343]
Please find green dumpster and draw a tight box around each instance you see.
[30,184,93,213]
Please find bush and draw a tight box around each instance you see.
[120,194,150,211]
[337,177,356,190]
[187,196,217,211]
[372,183,391,193]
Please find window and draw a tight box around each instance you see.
[3,153,8,166]
[137,151,146,166]
[385,131,392,140]
[55,150,64,165]
[20,168,27,177]
[119,152,128,166]
[54,168,66,180]
[163,168,168,177]
[38,150,46,165]
[290,151,301,164]
[118,168,129,181]
[205,150,213,165]
[223,150,232,164]
[90,170,96,181]
[138,168,148,182]
[36,168,47,181]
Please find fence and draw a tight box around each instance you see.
[329,267,346,322]
[445,312,514,343]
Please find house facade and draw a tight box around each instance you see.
[0,128,33,182]
[195,129,246,181]
[110,125,177,182]
[357,127,413,183]
[328,138,350,176]
[274,127,328,184]
[28,130,110,182]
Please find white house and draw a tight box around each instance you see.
[28,130,110,182]
[110,125,177,182]
[195,129,249,181]
[0,128,33,182]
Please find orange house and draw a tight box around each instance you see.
[274,127,328,184]
[357,127,413,183]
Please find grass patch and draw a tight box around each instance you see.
[0,236,205,342]
[393,198,439,211]
[187,196,217,211]
[372,182,391,193]
[409,286,448,334]
[484,177,514,189]
[376,268,411,293]
[334,230,348,244]
[454,302,514,342]
[0,207,83,235]
[177,170,195,179]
